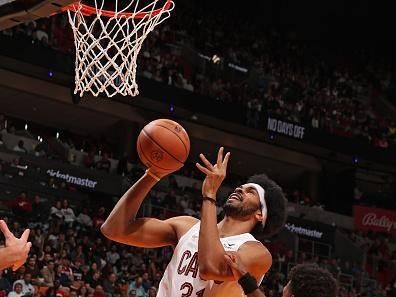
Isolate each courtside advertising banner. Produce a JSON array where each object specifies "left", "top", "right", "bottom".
[{"left": 353, "top": 205, "right": 396, "bottom": 235}]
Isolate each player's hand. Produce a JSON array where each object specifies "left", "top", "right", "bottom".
[
  {"left": 0, "top": 220, "right": 32, "bottom": 271},
  {"left": 195, "top": 147, "right": 230, "bottom": 199},
  {"left": 224, "top": 252, "right": 248, "bottom": 280}
]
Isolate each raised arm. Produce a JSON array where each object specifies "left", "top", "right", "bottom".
[
  {"left": 100, "top": 170, "right": 196, "bottom": 248},
  {"left": 0, "top": 220, "right": 32, "bottom": 271},
  {"left": 196, "top": 148, "right": 231, "bottom": 280}
]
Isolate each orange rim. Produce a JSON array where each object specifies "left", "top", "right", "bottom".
[{"left": 62, "top": 0, "right": 172, "bottom": 18}]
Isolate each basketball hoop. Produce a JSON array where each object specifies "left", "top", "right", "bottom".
[{"left": 63, "top": 0, "right": 175, "bottom": 97}]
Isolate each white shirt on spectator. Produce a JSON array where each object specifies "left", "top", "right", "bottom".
[
  {"left": 7, "top": 292, "right": 23, "bottom": 297},
  {"left": 47, "top": 234, "right": 59, "bottom": 249},
  {"left": 13, "top": 145, "right": 26, "bottom": 153},
  {"left": 61, "top": 208, "right": 76, "bottom": 223},
  {"left": 76, "top": 213, "right": 93, "bottom": 227},
  {"left": 50, "top": 207, "right": 63, "bottom": 219},
  {"left": 312, "top": 118, "right": 319, "bottom": 128},
  {"left": 12, "top": 280, "right": 34, "bottom": 296},
  {"left": 34, "top": 30, "right": 48, "bottom": 42},
  {"left": 184, "top": 82, "right": 194, "bottom": 92}
]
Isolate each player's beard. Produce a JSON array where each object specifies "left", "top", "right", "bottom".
[{"left": 223, "top": 200, "right": 260, "bottom": 219}]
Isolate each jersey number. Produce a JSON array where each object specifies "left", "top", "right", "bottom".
[{"left": 180, "top": 282, "right": 205, "bottom": 297}]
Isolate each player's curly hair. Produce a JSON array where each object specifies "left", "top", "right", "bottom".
[
  {"left": 288, "top": 264, "right": 338, "bottom": 297},
  {"left": 247, "top": 174, "right": 287, "bottom": 237}
]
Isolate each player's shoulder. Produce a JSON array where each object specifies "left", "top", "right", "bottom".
[
  {"left": 165, "top": 216, "right": 199, "bottom": 239},
  {"left": 239, "top": 241, "right": 272, "bottom": 272},
  {"left": 166, "top": 215, "right": 199, "bottom": 225},
  {"left": 240, "top": 240, "right": 271, "bottom": 257}
]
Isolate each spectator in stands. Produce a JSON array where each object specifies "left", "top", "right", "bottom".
[
  {"left": 92, "top": 207, "right": 106, "bottom": 229},
  {"left": 50, "top": 201, "right": 63, "bottom": 220},
  {"left": 44, "top": 280, "right": 64, "bottom": 297},
  {"left": 93, "top": 286, "right": 106, "bottom": 297},
  {"left": 147, "top": 287, "right": 156, "bottom": 297},
  {"left": 83, "top": 151, "right": 96, "bottom": 169},
  {"left": 95, "top": 153, "right": 111, "bottom": 173},
  {"left": 31, "top": 195, "right": 47, "bottom": 222},
  {"left": 33, "top": 143, "right": 46, "bottom": 158},
  {"left": 128, "top": 290, "right": 136, "bottom": 297},
  {"left": 13, "top": 141, "right": 27, "bottom": 154},
  {"left": 55, "top": 263, "right": 71, "bottom": 288},
  {"left": 77, "top": 285, "right": 88, "bottom": 297},
  {"left": 12, "top": 273, "right": 34, "bottom": 296},
  {"left": 40, "top": 261, "right": 55, "bottom": 287},
  {"left": 61, "top": 200, "right": 75, "bottom": 226},
  {"left": 106, "top": 246, "right": 120, "bottom": 266},
  {"left": 141, "top": 273, "right": 151, "bottom": 292},
  {"left": 0, "top": 270, "right": 11, "bottom": 296},
  {"left": 25, "top": 258, "right": 40, "bottom": 280},
  {"left": 76, "top": 208, "right": 93, "bottom": 228},
  {"left": 87, "top": 271, "right": 102, "bottom": 289},
  {"left": 71, "top": 259, "right": 83, "bottom": 281},
  {"left": 33, "top": 22, "right": 49, "bottom": 43},
  {"left": 102, "top": 273, "right": 121, "bottom": 297},
  {"left": 128, "top": 277, "right": 145, "bottom": 297},
  {"left": 13, "top": 192, "right": 32, "bottom": 219},
  {"left": 7, "top": 283, "right": 23, "bottom": 297}
]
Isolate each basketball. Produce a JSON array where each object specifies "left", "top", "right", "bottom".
[{"left": 137, "top": 119, "right": 190, "bottom": 173}]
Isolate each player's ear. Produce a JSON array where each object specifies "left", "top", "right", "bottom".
[{"left": 255, "top": 210, "right": 263, "bottom": 224}]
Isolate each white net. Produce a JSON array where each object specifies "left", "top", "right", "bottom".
[{"left": 67, "top": 0, "right": 174, "bottom": 97}]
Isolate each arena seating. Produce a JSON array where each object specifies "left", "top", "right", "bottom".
[{"left": 0, "top": 9, "right": 395, "bottom": 150}]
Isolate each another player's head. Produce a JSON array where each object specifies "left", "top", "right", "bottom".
[
  {"left": 283, "top": 264, "right": 337, "bottom": 297},
  {"left": 223, "top": 173, "right": 287, "bottom": 237}
]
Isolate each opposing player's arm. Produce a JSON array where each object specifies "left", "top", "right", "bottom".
[
  {"left": 199, "top": 241, "right": 272, "bottom": 282},
  {"left": 101, "top": 171, "right": 196, "bottom": 248}
]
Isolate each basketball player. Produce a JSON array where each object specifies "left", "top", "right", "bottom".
[
  {"left": 101, "top": 147, "right": 287, "bottom": 296},
  {"left": 225, "top": 256, "right": 337, "bottom": 297},
  {"left": 282, "top": 264, "right": 337, "bottom": 297}
]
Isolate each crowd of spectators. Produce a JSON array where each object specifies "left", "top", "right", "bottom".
[
  {"left": 0, "top": 123, "right": 395, "bottom": 297},
  {"left": 0, "top": 192, "right": 395, "bottom": 297},
  {"left": 1, "top": 9, "right": 396, "bottom": 149},
  {"left": 0, "top": 205, "right": 166, "bottom": 297},
  {"left": 348, "top": 231, "right": 396, "bottom": 287}
]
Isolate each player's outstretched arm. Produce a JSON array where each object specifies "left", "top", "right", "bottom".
[{"left": 101, "top": 170, "right": 195, "bottom": 248}]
